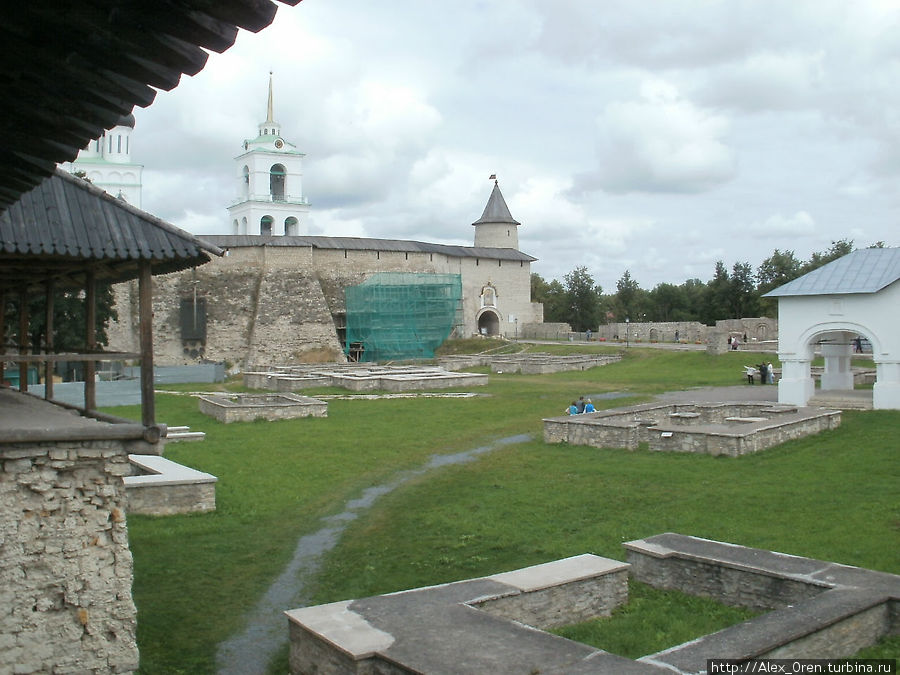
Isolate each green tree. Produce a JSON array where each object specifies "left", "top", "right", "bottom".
[
  {"left": 531, "top": 273, "right": 568, "bottom": 324},
  {"left": 703, "top": 261, "right": 731, "bottom": 324},
  {"left": 728, "top": 261, "right": 758, "bottom": 318},
  {"left": 757, "top": 249, "right": 802, "bottom": 315},
  {"left": 563, "top": 266, "right": 603, "bottom": 332},
  {"left": 803, "top": 239, "right": 853, "bottom": 274},
  {"left": 5, "top": 284, "right": 118, "bottom": 354},
  {"left": 613, "top": 270, "right": 640, "bottom": 321}
]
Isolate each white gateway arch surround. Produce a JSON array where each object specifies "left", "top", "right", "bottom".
[{"left": 764, "top": 248, "right": 900, "bottom": 410}]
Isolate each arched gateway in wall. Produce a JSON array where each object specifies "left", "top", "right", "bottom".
[
  {"left": 764, "top": 248, "right": 900, "bottom": 410},
  {"left": 477, "top": 309, "right": 501, "bottom": 336}
]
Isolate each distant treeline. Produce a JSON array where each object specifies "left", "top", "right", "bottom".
[{"left": 532, "top": 240, "right": 886, "bottom": 332}]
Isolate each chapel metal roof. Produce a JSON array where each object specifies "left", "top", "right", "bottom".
[
  {"left": 0, "top": 0, "right": 302, "bottom": 214},
  {"left": 0, "top": 169, "right": 223, "bottom": 291},
  {"left": 763, "top": 247, "right": 900, "bottom": 297},
  {"left": 202, "top": 235, "right": 537, "bottom": 262}
]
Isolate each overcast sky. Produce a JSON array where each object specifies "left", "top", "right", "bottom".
[{"left": 134, "top": 0, "right": 899, "bottom": 292}]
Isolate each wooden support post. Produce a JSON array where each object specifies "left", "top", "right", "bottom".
[
  {"left": 18, "top": 289, "right": 28, "bottom": 392},
  {"left": 138, "top": 260, "right": 155, "bottom": 427},
  {"left": 44, "top": 280, "right": 54, "bottom": 400},
  {"left": 0, "top": 290, "right": 6, "bottom": 384},
  {"left": 84, "top": 271, "right": 96, "bottom": 411}
]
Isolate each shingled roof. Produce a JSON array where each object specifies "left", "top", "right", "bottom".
[
  {"left": 0, "top": 0, "right": 302, "bottom": 214},
  {"left": 0, "top": 169, "right": 222, "bottom": 292}
]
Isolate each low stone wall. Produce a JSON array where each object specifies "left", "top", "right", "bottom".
[
  {"left": 625, "top": 533, "right": 900, "bottom": 672},
  {"left": 489, "top": 353, "right": 621, "bottom": 375},
  {"left": 198, "top": 393, "right": 328, "bottom": 423},
  {"left": 474, "top": 558, "right": 629, "bottom": 629},
  {"left": 285, "top": 534, "right": 899, "bottom": 673},
  {"left": 544, "top": 402, "right": 841, "bottom": 456},
  {"left": 244, "top": 364, "right": 488, "bottom": 393},
  {"left": 285, "top": 554, "right": 630, "bottom": 674},
  {"left": 520, "top": 322, "right": 571, "bottom": 340},
  {"left": 1, "top": 439, "right": 141, "bottom": 674},
  {"left": 124, "top": 455, "right": 217, "bottom": 515}
]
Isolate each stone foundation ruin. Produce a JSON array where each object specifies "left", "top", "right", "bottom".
[
  {"left": 439, "top": 351, "right": 621, "bottom": 374},
  {"left": 124, "top": 454, "right": 217, "bottom": 515},
  {"left": 544, "top": 401, "right": 841, "bottom": 457},
  {"left": 243, "top": 364, "right": 488, "bottom": 393},
  {"left": 198, "top": 392, "right": 328, "bottom": 423},
  {"left": 285, "top": 533, "right": 900, "bottom": 674}
]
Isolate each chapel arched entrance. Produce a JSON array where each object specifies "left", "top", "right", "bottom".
[{"left": 779, "top": 326, "right": 880, "bottom": 408}]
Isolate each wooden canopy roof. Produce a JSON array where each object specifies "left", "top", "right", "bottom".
[
  {"left": 0, "top": 0, "right": 302, "bottom": 214},
  {"left": 0, "top": 169, "right": 223, "bottom": 294}
]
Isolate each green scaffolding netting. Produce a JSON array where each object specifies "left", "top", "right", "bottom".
[{"left": 344, "top": 273, "right": 463, "bottom": 362}]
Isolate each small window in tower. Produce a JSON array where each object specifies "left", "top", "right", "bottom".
[
  {"left": 498, "top": 260, "right": 502, "bottom": 267},
  {"left": 108, "top": 135, "right": 113, "bottom": 153},
  {"left": 476, "top": 259, "right": 480, "bottom": 266},
  {"left": 117, "top": 135, "right": 122, "bottom": 153},
  {"left": 264, "top": 129, "right": 268, "bottom": 135},
  {"left": 507, "top": 229, "right": 510, "bottom": 236},
  {"left": 125, "top": 136, "right": 129, "bottom": 154},
  {"left": 260, "top": 215, "right": 273, "bottom": 236}
]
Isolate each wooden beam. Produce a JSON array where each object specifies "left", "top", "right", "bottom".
[
  {"left": 18, "top": 288, "right": 28, "bottom": 392},
  {"left": 0, "top": 291, "right": 6, "bottom": 384},
  {"left": 44, "top": 280, "right": 54, "bottom": 400},
  {"left": 138, "top": 260, "right": 155, "bottom": 427},
  {"left": 84, "top": 270, "right": 96, "bottom": 411}
]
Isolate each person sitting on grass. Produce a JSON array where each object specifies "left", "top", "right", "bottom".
[
  {"left": 568, "top": 401, "right": 579, "bottom": 415},
  {"left": 575, "top": 396, "right": 586, "bottom": 413},
  {"left": 583, "top": 399, "right": 596, "bottom": 413}
]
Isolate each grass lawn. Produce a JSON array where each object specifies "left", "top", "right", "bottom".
[{"left": 112, "top": 345, "right": 899, "bottom": 672}]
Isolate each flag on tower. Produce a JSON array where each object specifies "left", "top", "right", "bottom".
[{"left": 489, "top": 174, "right": 496, "bottom": 180}]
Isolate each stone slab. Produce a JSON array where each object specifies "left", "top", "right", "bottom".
[
  {"left": 487, "top": 553, "right": 628, "bottom": 593},
  {"left": 285, "top": 601, "right": 395, "bottom": 658},
  {"left": 125, "top": 454, "right": 217, "bottom": 487}
]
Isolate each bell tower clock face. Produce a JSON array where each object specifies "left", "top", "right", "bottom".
[{"left": 274, "top": 139, "right": 284, "bottom": 149}]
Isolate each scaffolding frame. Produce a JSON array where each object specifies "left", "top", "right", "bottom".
[{"left": 344, "top": 273, "right": 463, "bottom": 362}]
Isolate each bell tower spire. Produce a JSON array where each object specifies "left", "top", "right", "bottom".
[
  {"left": 229, "top": 73, "right": 309, "bottom": 236},
  {"left": 258, "top": 71, "right": 280, "bottom": 137},
  {"left": 266, "top": 71, "right": 274, "bottom": 123}
]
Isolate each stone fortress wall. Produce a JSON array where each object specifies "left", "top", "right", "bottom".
[{"left": 106, "top": 240, "right": 540, "bottom": 368}]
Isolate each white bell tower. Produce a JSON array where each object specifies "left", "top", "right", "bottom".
[{"left": 227, "top": 73, "right": 309, "bottom": 236}]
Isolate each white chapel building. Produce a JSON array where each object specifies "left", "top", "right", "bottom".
[
  {"left": 60, "top": 113, "right": 143, "bottom": 208},
  {"left": 764, "top": 247, "right": 900, "bottom": 410}
]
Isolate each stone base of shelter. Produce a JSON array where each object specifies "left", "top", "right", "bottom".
[{"left": 286, "top": 534, "right": 899, "bottom": 674}]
